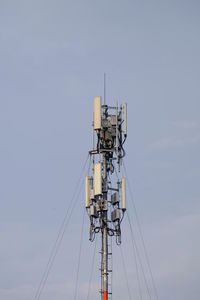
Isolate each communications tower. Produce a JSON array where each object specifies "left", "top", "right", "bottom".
[{"left": 85, "top": 96, "right": 127, "bottom": 300}]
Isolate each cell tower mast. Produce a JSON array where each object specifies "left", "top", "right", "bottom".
[{"left": 85, "top": 95, "right": 127, "bottom": 300}]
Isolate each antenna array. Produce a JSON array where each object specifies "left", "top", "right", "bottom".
[{"left": 85, "top": 96, "right": 127, "bottom": 300}]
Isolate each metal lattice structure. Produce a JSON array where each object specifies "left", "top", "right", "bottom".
[{"left": 85, "top": 96, "right": 127, "bottom": 300}]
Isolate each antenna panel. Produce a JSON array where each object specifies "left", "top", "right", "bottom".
[
  {"left": 85, "top": 176, "right": 93, "bottom": 208},
  {"left": 122, "top": 177, "right": 126, "bottom": 211},
  {"left": 94, "top": 162, "right": 102, "bottom": 195},
  {"left": 94, "top": 96, "right": 102, "bottom": 130},
  {"left": 123, "top": 103, "right": 127, "bottom": 136}
]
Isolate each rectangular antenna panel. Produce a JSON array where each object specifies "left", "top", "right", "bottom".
[
  {"left": 122, "top": 177, "right": 126, "bottom": 210},
  {"left": 94, "top": 96, "right": 102, "bottom": 130},
  {"left": 85, "top": 176, "right": 93, "bottom": 208},
  {"left": 123, "top": 103, "right": 127, "bottom": 136},
  {"left": 94, "top": 162, "right": 102, "bottom": 195}
]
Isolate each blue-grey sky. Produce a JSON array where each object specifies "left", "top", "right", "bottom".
[{"left": 0, "top": 0, "right": 200, "bottom": 299}]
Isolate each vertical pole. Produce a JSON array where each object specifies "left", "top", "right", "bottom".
[
  {"left": 103, "top": 223, "right": 108, "bottom": 300},
  {"left": 102, "top": 154, "right": 108, "bottom": 300},
  {"left": 101, "top": 105, "right": 108, "bottom": 300}
]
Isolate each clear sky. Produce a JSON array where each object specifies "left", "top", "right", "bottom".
[{"left": 0, "top": 0, "right": 200, "bottom": 299}]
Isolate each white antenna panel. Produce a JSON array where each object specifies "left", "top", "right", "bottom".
[
  {"left": 94, "top": 96, "right": 102, "bottom": 130},
  {"left": 94, "top": 162, "right": 102, "bottom": 195},
  {"left": 85, "top": 176, "right": 93, "bottom": 208},
  {"left": 123, "top": 103, "right": 127, "bottom": 137},
  {"left": 122, "top": 177, "right": 126, "bottom": 211}
]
